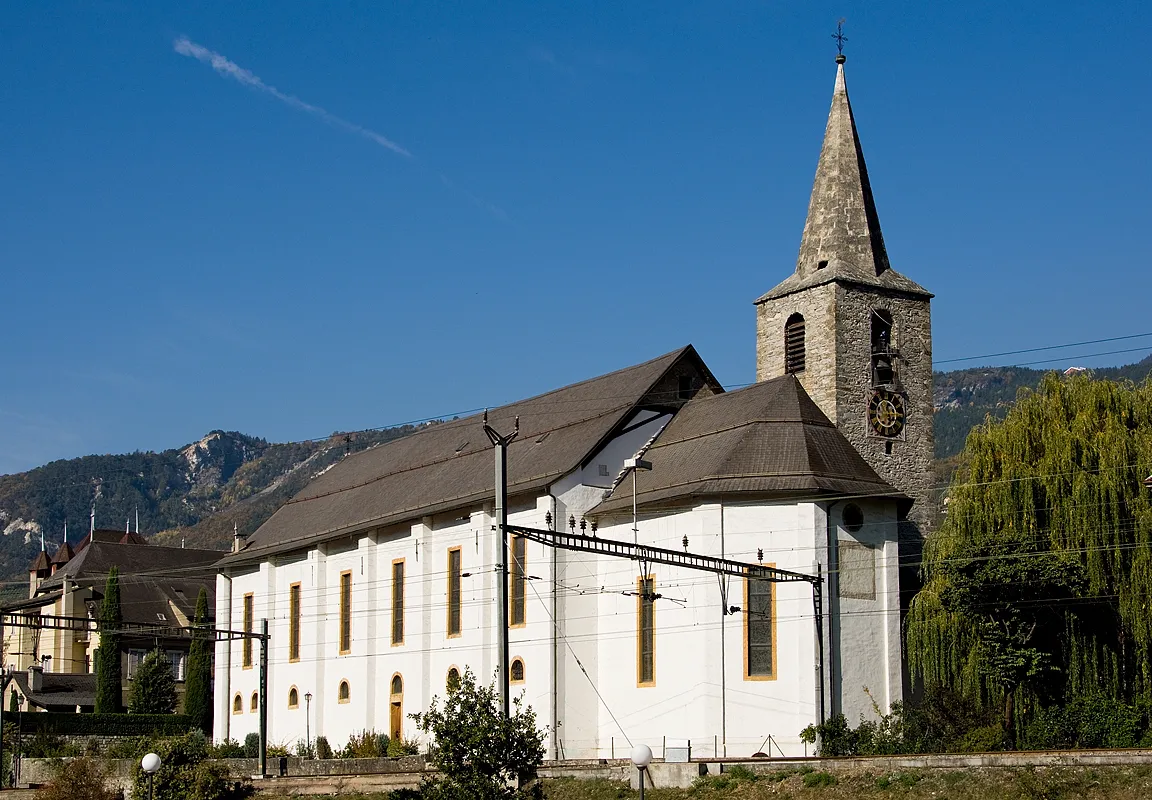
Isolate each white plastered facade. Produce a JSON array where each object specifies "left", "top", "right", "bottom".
[{"left": 215, "top": 410, "right": 902, "bottom": 758}]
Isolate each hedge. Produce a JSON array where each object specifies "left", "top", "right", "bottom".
[{"left": 18, "top": 712, "right": 194, "bottom": 737}]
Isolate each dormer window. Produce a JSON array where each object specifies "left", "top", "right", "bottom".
[
  {"left": 677, "top": 376, "right": 693, "bottom": 400},
  {"left": 784, "top": 314, "right": 806, "bottom": 374}
]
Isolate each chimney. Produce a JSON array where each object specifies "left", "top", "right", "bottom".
[
  {"left": 232, "top": 523, "right": 245, "bottom": 553},
  {"left": 29, "top": 665, "right": 43, "bottom": 693}
]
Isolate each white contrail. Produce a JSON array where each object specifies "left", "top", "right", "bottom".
[{"left": 174, "top": 37, "right": 411, "bottom": 158}]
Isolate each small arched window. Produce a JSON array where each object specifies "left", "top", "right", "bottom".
[
  {"left": 250, "top": 692, "right": 258, "bottom": 712},
  {"left": 510, "top": 658, "right": 525, "bottom": 683},
  {"left": 288, "top": 687, "right": 299, "bottom": 709},
  {"left": 391, "top": 675, "right": 403, "bottom": 696},
  {"left": 447, "top": 667, "right": 461, "bottom": 691},
  {"left": 233, "top": 693, "right": 243, "bottom": 714},
  {"left": 338, "top": 680, "right": 351, "bottom": 703},
  {"left": 784, "top": 314, "right": 805, "bottom": 374}
]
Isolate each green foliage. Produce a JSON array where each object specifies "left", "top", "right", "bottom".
[
  {"left": 18, "top": 712, "right": 193, "bottom": 738},
  {"left": 130, "top": 648, "right": 178, "bottom": 714},
  {"left": 315, "top": 735, "right": 333, "bottom": 760},
  {"left": 909, "top": 373, "right": 1152, "bottom": 741},
  {"left": 33, "top": 757, "right": 120, "bottom": 800},
  {"left": 798, "top": 688, "right": 1002, "bottom": 756},
  {"left": 131, "top": 730, "right": 253, "bottom": 800},
  {"left": 410, "top": 667, "right": 545, "bottom": 800},
  {"left": 801, "top": 771, "right": 836, "bottom": 788},
  {"left": 1023, "top": 694, "right": 1152, "bottom": 749},
  {"left": 243, "top": 733, "right": 260, "bottom": 759},
  {"left": 341, "top": 729, "right": 387, "bottom": 759},
  {"left": 105, "top": 736, "right": 152, "bottom": 759},
  {"left": 95, "top": 566, "right": 123, "bottom": 714},
  {"left": 209, "top": 739, "right": 246, "bottom": 759},
  {"left": 20, "top": 730, "right": 80, "bottom": 758},
  {"left": 184, "top": 587, "right": 213, "bottom": 733}
]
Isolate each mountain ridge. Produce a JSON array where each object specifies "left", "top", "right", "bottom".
[{"left": 3, "top": 354, "right": 1150, "bottom": 586}]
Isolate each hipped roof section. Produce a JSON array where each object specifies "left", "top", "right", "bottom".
[
  {"left": 592, "top": 375, "right": 904, "bottom": 516},
  {"left": 221, "top": 346, "right": 721, "bottom": 566}
]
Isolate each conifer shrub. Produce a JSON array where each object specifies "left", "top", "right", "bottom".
[
  {"left": 129, "top": 649, "right": 178, "bottom": 714},
  {"left": 94, "top": 567, "right": 123, "bottom": 714},
  {"left": 314, "top": 736, "right": 333, "bottom": 760},
  {"left": 183, "top": 587, "right": 214, "bottom": 734}
]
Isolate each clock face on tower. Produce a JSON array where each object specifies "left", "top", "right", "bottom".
[{"left": 868, "top": 389, "right": 906, "bottom": 438}]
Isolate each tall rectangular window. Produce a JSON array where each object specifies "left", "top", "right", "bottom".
[
  {"left": 289, "top": 583, "right": 301, "bottom": 661},
  {"left": 392, "top": 559, "right": 405, "bottom": 645},
  {"left": 339, "top": 571, "right": 352, "bottom": 654},
  {"left": 242, "top": 593, "right": 254, "bottom": 668},
  {"left": 745, "top": 574, "right": 776, "bottom": 680},
  {"left": 510, "top": 535, "right": 526, "bottom": 627},
  {"left": 447, "top": 547, "right": 462, "bottom": 638},
  {"left": 637, "top": 576, "right": 655, "bottom": 686}
]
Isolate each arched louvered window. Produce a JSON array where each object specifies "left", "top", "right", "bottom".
[{"left": 784, "top": 314, "right": 806, "bottom": 374}]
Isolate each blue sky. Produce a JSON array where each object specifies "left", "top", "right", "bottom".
[{"left": 2, "top": 1, "right": 1150, "bottom": 474}]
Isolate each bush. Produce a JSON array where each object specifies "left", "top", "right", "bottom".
[
  {"left": 341, "top": 729, "right": 385, "bottom": 758},
  {"left": 105, "top": 736, "right": 152, "bottom": 759},
  {"left": 388, "top": 736, "right": 420, "bottom": 757},
  {"left": 19, "top": 713, "right": 193, "bottom": 738},
  {"left": 131, "top": 731, "right": 254, "bottom": 800},
  {"left": 315, "top": 736, "right": 333, "bottom": 760},
  {"left": 242, "top": 733, "right": 260, "bottom": 759},
  {"left": 294, "top": 739, "right": 315, "bottom": 759},
  {"left": 208, "top": 739, "right": 246, "bottom": 759},
  {"left": 34, "top": 757, "right": 120, "bottom": 800},
  {"left": 802, "top": 771, "right": 836, "bottom": 788},
  {"left": 21, "top": 730, "right": 81, "bottom": 758},
  {"left": 1023, "top": 694, "right": 1150, "bottom": 750}
]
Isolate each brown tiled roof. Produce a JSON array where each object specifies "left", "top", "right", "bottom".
[
  {"left": 50, "top": 542, "right": 74, "bottom": 565},
  {"left": 592, "top": 374, "right": 903, "bottom": 516},
  {"left": 222, "top": 346, "right": 721, "bottom": 565},
  {"left": 28, "top": 551, "right": 50, "bottom": 573}
]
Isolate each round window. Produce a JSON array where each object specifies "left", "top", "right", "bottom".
[{"left": 842, "top": 504, "right": 864, "bottom": 533}]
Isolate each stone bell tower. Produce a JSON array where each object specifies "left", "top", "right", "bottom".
[{"left": 754, "top": 54, "right": 935, "bottom": 539}]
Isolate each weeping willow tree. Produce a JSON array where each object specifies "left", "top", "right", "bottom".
[{"left": 908, "top": 373, "right": 1152, "bottom": 737}]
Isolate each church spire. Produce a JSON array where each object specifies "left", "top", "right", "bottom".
[{"left": 795, "top": 55, "right": 890, "bottom": 279}]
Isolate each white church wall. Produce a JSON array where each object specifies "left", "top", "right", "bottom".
[
  {"left": 587, "top": 501, "right": 822, "bottom": 758},
  {"left": 829, "top": 498, "right": 901, "bottom": 724}
]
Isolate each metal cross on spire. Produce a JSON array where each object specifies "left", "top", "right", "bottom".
[{"left": 832, "top": 18, "right": 848, "bottom": 56}]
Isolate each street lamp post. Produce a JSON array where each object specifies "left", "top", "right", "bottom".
[
  {"left": 631, "top": 744, "right": 653, "bottom": 800},
  {"left": 141, "top": 752, "right": 162, "bottom": 800},
  {"left": 304, "top": 692, "right": 312, "bottom": 756}
]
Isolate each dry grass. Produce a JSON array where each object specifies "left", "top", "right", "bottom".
[{"left": 264, "top": 766, "right": 1152, "bottom": 800}]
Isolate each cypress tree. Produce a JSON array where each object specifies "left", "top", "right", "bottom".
[
  {"left": 183, "top": 586, "right": 213, "bottom": 733},
  {"left": 94, "top": 566, "right": 123, "bottom": 713},
  {"left": 908, "top": 374, "right": 1152, "bottom": 729},
  {"left": 129, "top": 648, "right": 177, "bottom": 714}
]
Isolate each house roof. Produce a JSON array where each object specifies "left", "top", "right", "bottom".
[
  {"left": 13, "top": 671, "right": 97, "bottom": 710},
  {"left": 756, "top": 58, "right": 931, "bottom": 304},
  {"left": 28, "top": 551, "right": 50, "bottom": 573},
  {"left": 221, "top": 346, "right": 721, "bottom": 566},
  {"left": 38, "top": 541, "right": 221, "bottom": 591},
  {"left": 50, "top": 542, "right": 74, "bottom": 565},
  {"left": 592, "top": 374, "right": 905, "bottom": 516}
]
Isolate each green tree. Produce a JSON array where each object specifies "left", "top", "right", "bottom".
[
  {"left": 411, "top": 667, "right": 545, "bottom": 800},
  {"left": 908, "top": 374, "right": 1152, "bottom": 740},
  {"left": 94, "top": 566, "right": 123, "bottom": 714},
  {"left": 129, "top": 649, "right": 178, "bottom": 714},
  {"left": 183, "top": 587, "right": 213, "bottom": 733},
  {"left": 131, "top": 730, "right": 252, "bottom": 800}
]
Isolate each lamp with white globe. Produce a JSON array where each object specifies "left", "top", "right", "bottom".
[
  {"left": 141, "top": 752, "right": 162, "bottom": 800},
  {"left": 631, "top": 743, "right": 653, "bottom": 800}
]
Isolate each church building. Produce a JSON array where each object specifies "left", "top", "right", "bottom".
[{"left": 214, "top": 54, "right": 933, "bottom": 759}]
